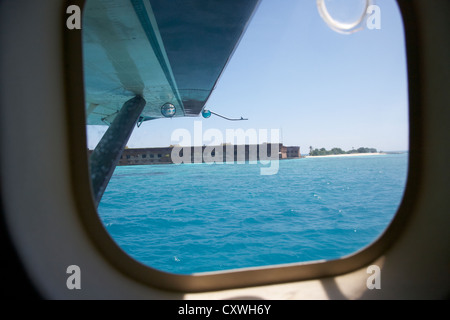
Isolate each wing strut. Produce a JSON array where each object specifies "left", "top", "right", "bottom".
[{"left": 89, "top": 95, "right": 146, "bottom": 207}]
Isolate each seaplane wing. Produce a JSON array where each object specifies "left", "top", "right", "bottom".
[{"left": 82, "top": 0, "right": 261, "bottom": 125}]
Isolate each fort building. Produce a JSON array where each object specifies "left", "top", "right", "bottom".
[{"left": 89, "top": 143, "right": 301, "bottom": 166}]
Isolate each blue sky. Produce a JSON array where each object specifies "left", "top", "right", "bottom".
[{"left": 87, "top": 0, "right": 408, "bottom": 153}]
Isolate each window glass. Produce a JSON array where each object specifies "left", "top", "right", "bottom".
[{"left": 84, "top": 0, "right": 408, "bottom": 274}]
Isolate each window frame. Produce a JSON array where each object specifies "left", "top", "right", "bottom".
[{"left": 64, "top": 0, "right": 421, "bottom": 292}]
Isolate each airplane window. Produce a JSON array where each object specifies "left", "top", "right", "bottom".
[{"left": 84, "top": 0, "right": 408, "bottom": 274}]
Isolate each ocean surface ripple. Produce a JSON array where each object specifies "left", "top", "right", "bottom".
[{"left": 98, "top": 153, "right": 408, "bottom": 274}]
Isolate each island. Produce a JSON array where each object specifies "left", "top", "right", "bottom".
[{"left": 307, "top": 147, "right": 384, "bottom": 157}]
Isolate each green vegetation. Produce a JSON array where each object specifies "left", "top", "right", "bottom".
[{"left": 308, "top": 146, "right": 378, "bottom": 156}]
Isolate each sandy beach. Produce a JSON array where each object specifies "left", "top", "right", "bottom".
[{"left": 304, "top": 152, "right": 387, "bottom": 158}]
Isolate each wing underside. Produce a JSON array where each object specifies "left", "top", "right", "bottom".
[{"left": 83, "top": 0, "right": 260, "bottom": 125}]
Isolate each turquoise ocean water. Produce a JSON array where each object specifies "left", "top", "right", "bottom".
[{"left": 98, "top": 153, "right": 408, "bottom": 274}]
